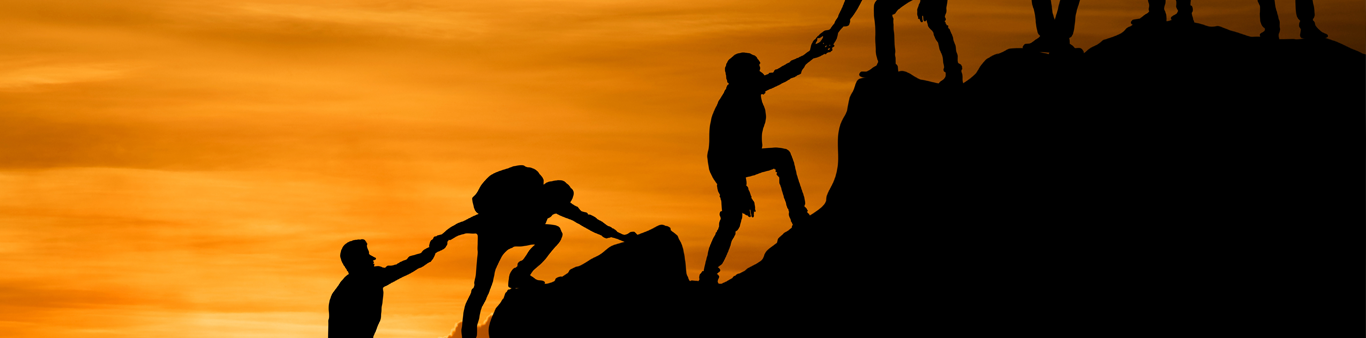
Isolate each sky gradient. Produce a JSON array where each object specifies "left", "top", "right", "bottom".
[{"left": 1, "top": 1, "right": 1361, "bottom": 337}]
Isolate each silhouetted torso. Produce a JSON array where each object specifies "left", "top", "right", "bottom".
[
  {"left": 708, "top": 83, "right": 767, "bottom": 159},
  {"left": 707, "top": 65, "right": 803, "bottom": 160},
  {"left": 328, "top": 252, "right": 434, "bottom": 338}
]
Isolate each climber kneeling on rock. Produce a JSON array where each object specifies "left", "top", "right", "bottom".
[{"left": 436, "top": 165, "right": 635, "bottom": 338}]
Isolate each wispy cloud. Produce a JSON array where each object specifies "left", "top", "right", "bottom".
[
  {"left": 204, "top": 2, "right": 492, "bottom": 40},
  {"left": 443, "top": 315, "right": 492, "bottom": 338},
  {"left": 0, "top": 62, "right": 134, "bottom": 90}
]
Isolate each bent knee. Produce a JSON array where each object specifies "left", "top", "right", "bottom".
[{"left": 540, "top": 224, "right": 563, "bottom": 240}]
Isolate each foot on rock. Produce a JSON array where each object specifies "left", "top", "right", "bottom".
[
  {"left": 509, "top": 273, "right": 546, "bottom": 289},
  {"left": 941, "top": 65, "right": 963, "bottom": 86},
  {"left": 859, "top": 64, "right": 899, "bottom": 78},
  {"left": 699, "top": 269, "right": 720, "bottom": 285},
  {"left": 1170, "top": 12, "right": 1194, "bottom": 24},
  {"left": 1131, "top": 12, "right": 1166, "bottom": 25},
  {"left": 1300, "top": 22, "right": 1328, "bottom": 39}
]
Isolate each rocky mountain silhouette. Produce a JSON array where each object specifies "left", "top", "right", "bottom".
[{"left": 487, "top": 22, "right": 1362, "bottom": 337}]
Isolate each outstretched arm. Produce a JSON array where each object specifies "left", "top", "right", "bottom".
[
  {"left": 758, "top": 36, "right": 834, "bottom": 92},
  {"left": 375, "top": 236, "right": 447, "bottom": 286},
  {"left": 557, "top": 203, "right": 635, "bottom": 240},
  {"left": 438, "top": 214, "right": 485, "bottom": 241}
]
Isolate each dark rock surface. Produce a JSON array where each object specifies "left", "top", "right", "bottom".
[{"left": 489, "top": 22, "right": 1362, "bottom": 337}]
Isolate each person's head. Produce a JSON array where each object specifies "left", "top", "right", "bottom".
[
  {"left": 725, "top": 53, "right": 762, "bottom": 84},
  {"left": 532, "top": 180, "right": 574, "bottom": 220},
  {"left": 340, "top": 239, "right": 376, "bottom": 273},
  {"left": 543, "top": 180, "right": 574, "bottom": 205}
]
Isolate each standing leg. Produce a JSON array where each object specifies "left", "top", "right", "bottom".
[
  {"left": 922, "top": 0, "right": 961, "bottom": 84},
  {"left": 1259, "top": 0, "right": 1280, "bottom": 38},
  {"left": 1056, "top": 0, "right": 1079, "bottom": 39},
  {"left": 863, "top": 0, "right": 913, "bottom": 76},
  {"left": 1297, "top": 0, "right": 1327, "bottom": 39},
  {"left": 508, "top": 224, "right": 562, "bottom": 288},
  {"left": 1032, "top": 0, "right": 1055, "bottom": 39},
  {"left": 701, "top": 168, "right": 751, "bottom": 284},
  {"left": 1171, "top": 0, "right": 1194, "bottom": 23},
  {"left": 701, "top": 211, "right": 742, "bottom": 284},
  {"left": 463, "top": 243, "right": 507, "bottom": 338},
  {"left": 1055, "top": 0, "right": 1080, "bottom": 48},
  {"left": 1025, "top": 0, "right": 1051, "bottom": 50}
]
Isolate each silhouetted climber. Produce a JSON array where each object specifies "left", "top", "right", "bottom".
[
  {"left": 1132, "top": 0, "right": 1194, "bottom": 25},
  {"left": 1259, "top": 0, "right": 1327, "bottom": 39},
  {"left": 436, "top": 165, "right": 635, "bottom": 338},
  {"left": 329, "top": 237, "right": 447, "bottom": 338},
  {"left": 819, "top": 0, "right": 962, "bottom": 83},
  {"left": 701, "top": 38, "right": 830, "bottom": 285},
  {"left": 1025, "top": 0, "right": 1082, "bottom": 53}
]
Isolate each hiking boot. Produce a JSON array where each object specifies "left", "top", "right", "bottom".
[
  {"left": 1131, "top": 12, "right": 1166, "bottom": 25},
  {"left": 859, "top": 64, "right": 899, "bottom": 78},
  {"left": 941, "top": 64, "right": 963, "bottom": 86},
  {"left": 1300, "top": 21, "right": 1328, "bottom": 39},
  {"left": 1170, "top": 12, "right": 1194, "bottom": 24}
]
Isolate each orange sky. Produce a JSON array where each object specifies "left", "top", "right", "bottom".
[{"left": 1, "top": 1, "right": 1361, "bottom": 337}]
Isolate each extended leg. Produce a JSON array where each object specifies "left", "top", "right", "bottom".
[
  {"left": 756, "top": 148, "right": 808, "bottom": 226},
  {"left": 1032, "top": 0, "right": 1055, "bottom": 38},
  {"left": 701, "top": 211, "right": 742, "bottom": 284},
  {"left": 1056, "top": 0, "right": 1079, "bottom": 40},
  {"left": 508, "top": 224, "right": 563, "bottom": 288},
  {"left": 1297, "top": 0, "right": 1326, "bottom": 39},
  {"left": 1259, "top": 0, "right": 1280, "bottom": 38},
  {"left": 865, "top": 0, "right": 913, "bottom": 76},
  {"left": 921, "top": 0, "right": 961, "bottom": 84},
  {"left": 463, "top": 244, "right": 507, "bottom": 338}
]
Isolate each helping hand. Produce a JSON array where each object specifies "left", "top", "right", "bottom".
[{"left": 816, "top": 29, "right": 841, "bottom": 49}]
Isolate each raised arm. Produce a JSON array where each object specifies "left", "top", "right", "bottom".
[
  {"left": 832, "top": 0, "right": 862, "bottom": 29},
  {"left": 757, "top": 36, "right": 834, "bottom": 93},
  {"left": 817, "top": 0, "right": 863, "bottom": 47},
  {"left": 557, "top": 203, "right": 633, "bottom": 240},
  {"left": 438, "top": 214, "right": 486, "bottom": 241}
]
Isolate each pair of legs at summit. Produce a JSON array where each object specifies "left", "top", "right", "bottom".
[
  {"left": 819, "top": 0, "right": 962, "bottom": 84},
  {"left": 1132, "top": 0, "right": 1327, "bottom": 39}
]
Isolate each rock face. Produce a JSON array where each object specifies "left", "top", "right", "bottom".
[
  {"left": 490, "top": 22, "right": 1362, "bottom": 337},
  {"left": 490, "top": 225, "right": 698, "bottom": 338}
]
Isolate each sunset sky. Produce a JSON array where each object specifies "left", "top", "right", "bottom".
[{"left": 1, "top": 1, "right": 1361, "bottom": 337}]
